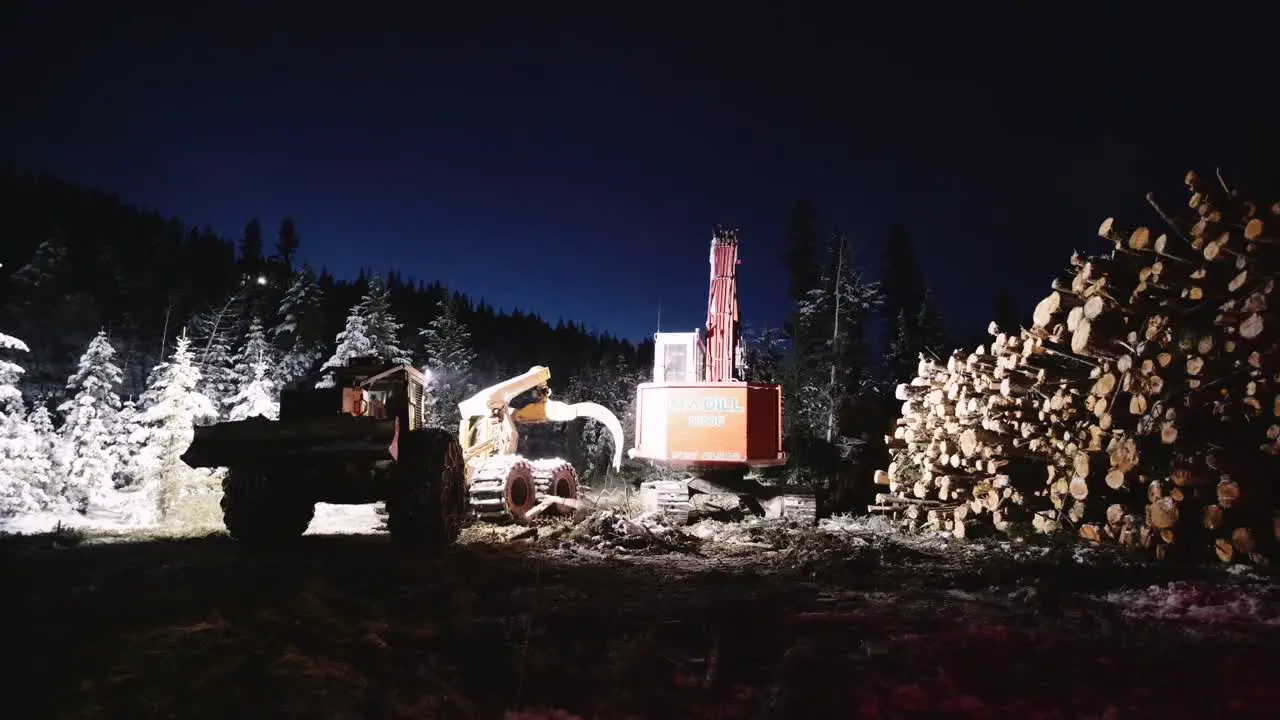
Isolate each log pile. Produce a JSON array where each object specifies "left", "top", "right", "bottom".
[{"left": 874, "top": 170, "right": 1280, "bottom": 564}]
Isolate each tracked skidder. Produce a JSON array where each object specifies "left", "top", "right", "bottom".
[
  {"left": 629, "top": 227, "right": 818, "bottom": 524},
  {"left": 181, "top": 358, "right": 625, "bottom": 546},
  {"left": 455, "top": 364, "right": 624, "bottom": 521}
]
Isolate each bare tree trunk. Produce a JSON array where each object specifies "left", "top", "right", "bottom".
[
  {"left": 826, "top": 234, "right": 844, "bottom": 444},
  {"left": 199, "top": 293, "right": 242, "bottom": 371},
  {"left": 159, "top": 294, "right": 177, "bottom": 365}
]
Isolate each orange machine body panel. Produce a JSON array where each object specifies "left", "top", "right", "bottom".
[{"left": 632, "top": 381, "right": 786, "bottom": 470}]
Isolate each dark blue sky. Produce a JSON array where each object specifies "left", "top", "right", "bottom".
[{"left": 2, "top": 2, "right": 1273, "bottom": 343}]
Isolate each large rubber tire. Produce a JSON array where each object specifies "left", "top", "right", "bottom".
[
  {"left": 221, "top": 469, "right": 315, "bottom": 542},
  {"left": 386, "top": 427, "right": 467, "bottom": 548}
]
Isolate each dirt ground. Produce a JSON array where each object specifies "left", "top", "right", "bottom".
[{"left": 5, "top": 512, "right": 1280, "bottom": 720}]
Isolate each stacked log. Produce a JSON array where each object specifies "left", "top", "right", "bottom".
[{"left": 874, "top": 170, "right": 1280, "bottom": 564}]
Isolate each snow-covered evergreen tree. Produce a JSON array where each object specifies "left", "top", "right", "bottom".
[
  {"left": 26, "top": 404, "right": 68, "bottom": 505},
  {"left": 227, "top": 357, "right": 279, "bottom": 420},
  {"left": 112, "top": 399, "right": 143, "bottom": 487},
  {"left": 0, "top": 330, "right": 53, "bottom": 516},
  {"left": 57, "top": 331, "right": 126, "bottom": 512},
  {"left": 133, "top": 333, "right": 217, "bottom": 520},
  {"left": 104, "top": 314, "right": 154, "bottom": 399},
  {"left": 0, "top": 332, "right": 26, "bottom": 415},
  {"left": 315, "top": 275, "right": 410, "bottom": 387},
  {"left": 360, "top": 274, "right": 411, "bottom": 365},
  {"left": 271, "top": 265, "right": 325, "bottom": 386},
  {"left": 0, "top": 417, "right": 53, "bottom": 516},
  {"left": 316, "top": 311, "right": 376, "bottom": 388},
  {"left": 418, "top": 297, "right": 478, "bottom": 426},
  {"left": 233, "top": 317, "right": 274, "bottom": 375},
  {"left": 227, "top": 317, "right": 279, "bottom": 420},
  {"left": 226, "top": 316, "right": 273, "bottom": 402},
  {"left": 277, "top": 335, "right": 322, "bottom": 388},
  {"left": 189, "top": 297, "right": 243, "bottom": 415},
  {"left": 793, "top": 231, "right": 883, "bottom": 455}
]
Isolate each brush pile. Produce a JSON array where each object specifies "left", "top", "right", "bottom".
[{"left": 876, "top": 170, "right": 1280, "bottom": 564}]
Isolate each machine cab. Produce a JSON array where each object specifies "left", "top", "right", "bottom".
[{"left": 652, "top": 331, "right": 705, "bottom": 384}]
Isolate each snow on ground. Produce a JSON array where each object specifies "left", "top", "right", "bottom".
[
  {"left": 1097, "top": 580, "right": 1280, "bottom": 626},
  {"left": 0, "top": 487, "right": 158, "bottom": 536},
  {"left": 305, "top": 502, "right": 383, "bottom": 535},
  {"left": 0, "top": 497, "right": 383, "bottom": 537},
  {"left": 0, "top": 510, "right": 103, "bottom": 535}
]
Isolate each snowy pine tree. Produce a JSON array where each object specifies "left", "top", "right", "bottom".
[
  {"left": 0, "top": 332, "right": 26, "bottom": 415},
  {"left": 134, "top": 333, "right": 217, "bottom": 520},
  {"left": 0, "top": 414, "right": 53, "bottom": 516},
  {"left": 25, "top": 404, "right": 68, "bottom": 509},
  {"left": 112, "top": 399, "right": 143, "bottom": 487},
  {"left": 226, "top": 317, "right": 277, "bottom": 415},
  {"left": 316, "top": 311, "right": 376, "bottom": 388},
  {"left": 228, "top": 317, "right": 279, "bottom": 420},
  {"left": 227, "top": 357, "right": 279, "bottom": 421},
  {"left": 796, "top": 232, "right": 883, "bottom": 438},
  {"left": 271, "top": 265, "right": 325, "bottom": 386},
  {"left": 57, "top": 331, "right": 126, "bottom": 512},
  {"left": 418, "top": 297, "right": 477, "bottom": 426},
  {"left": 189, "top": 296, "right": 243, "bottom": 415},
  {"left": 233, "top": 317, "right": 274, "bottom": 376},
  {"left": 360, "top": 274, "right": 411, "bottom": 365},
  {"left": 0, "top": 330, "right": 53, "bottom": 516},
  {"left": 315, "top": 275, "right": 410, "bottom": 387}
]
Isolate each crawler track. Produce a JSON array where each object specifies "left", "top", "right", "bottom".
[
  {"left": 530, "top": 458, "right": 579, "bottom": 498},
  {"left": 640, "top": 479, "right": 819, "bottom": 525},
  {"left": 770, "top": 490, "right": 818, "bottom": 524},
  {"left": 467, "top": 455, "right": 536, "bottom": 521}
]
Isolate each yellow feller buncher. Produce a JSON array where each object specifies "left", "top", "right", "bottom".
[{"left": 180, "top": 357, "right": 624, "bottom": 547}]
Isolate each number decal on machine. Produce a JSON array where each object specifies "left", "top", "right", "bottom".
[{"left": 687, "top": 414, "right": 727, "bottom": 428}]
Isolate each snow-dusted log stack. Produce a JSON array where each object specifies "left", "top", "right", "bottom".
[{"left": 875, "top": 170, "right": 1280, "bottom": 564}]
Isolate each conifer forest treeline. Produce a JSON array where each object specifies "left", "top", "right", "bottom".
[{"left": 0, "top": 169, "right": 958, "bottom": 519}]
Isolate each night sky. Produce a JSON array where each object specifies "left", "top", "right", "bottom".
[{"left": 2, "top": 2, "right": 1273, "bottom": 344}]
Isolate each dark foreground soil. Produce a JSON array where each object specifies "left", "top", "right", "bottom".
[{"left": 5, "top": 524, "right": 1280, "bottom": 720}]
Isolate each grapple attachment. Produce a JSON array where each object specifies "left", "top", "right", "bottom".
[{"left": 542, "top": 400, "right": 625, "bottom": 471}]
